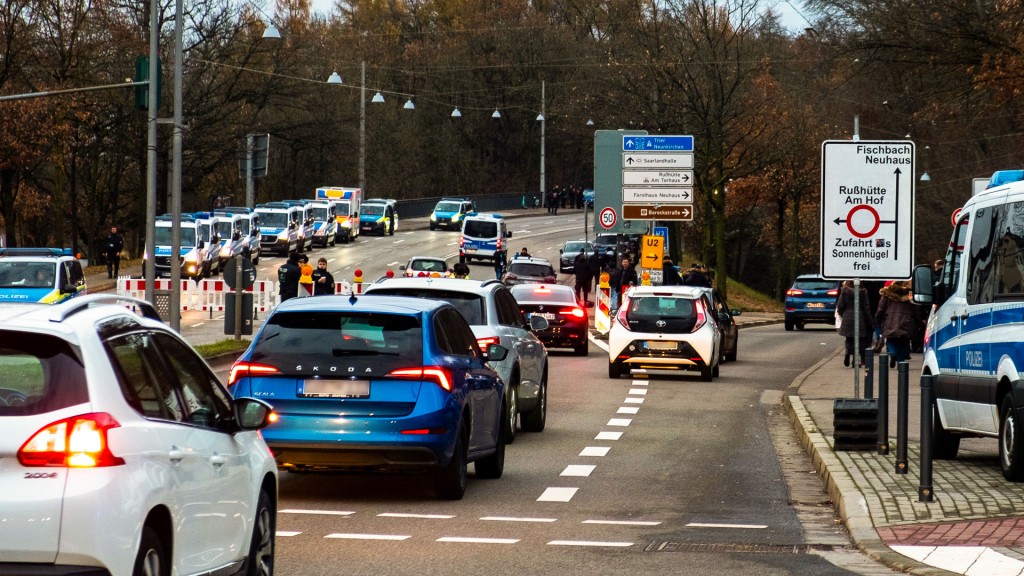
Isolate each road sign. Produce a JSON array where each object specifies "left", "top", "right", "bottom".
[
  {"left": 623, "top": 187, "right": 692, "bottom": 203},
  {"left": 623, "top": 153, "right": 694, "bottom": 169},
  {"left": 623, "top": 135, "right": 694, "bottom": 152},
  {"left": 820, "top": 140, "right": 915, "bottom": 280},
  {"left": 653, "top": 226, "right": 669, "bottom": 253},
  {"left": 223, "top": 256, "right": 256, "bottom": 290},
  {"left": 599, "top": 207, "right": 617, "bottom": 229},
  {"left": 951, "top": 207, "right": 962, "bottom": 227},
  {"left": 594, "top": 130, "right": 647, "bottom": 236},
  {"left": 622, "top": 169, "right": 692, "bottom": 186},
  {"left": 641, "top": 235, "right": 663, "bottom": 269},
  {"left": 623, "top": 205, "right": 693, "bottom": 221}
]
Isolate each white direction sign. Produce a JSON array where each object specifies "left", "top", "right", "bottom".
[
  {"left": 622, "top": 170, "right": 692, "bottom": 186},
  {"left": 623, "top": 187, "right": 693, "bottom": 203},
  {"left": 820, "top": 140, "right": 915, "bottom": 280},
  {"left": 622, "top": 153, "right": 694, "bottom": 169}
]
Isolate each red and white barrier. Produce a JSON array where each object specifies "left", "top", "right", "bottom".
[
  {"left": 199, "top": 279, "right": 278, "bottom": 312},
  {"left": 117, "top": 278, "right": 199, "bottom": 310}
]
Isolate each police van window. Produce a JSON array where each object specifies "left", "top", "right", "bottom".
[
  {"left": 944, "top": 214, "right": 970, "bottom": 297},
  {"left": 967, "top": 206, "right": 997, "bottom": 304},
  {"left": 994, "top": 201, "right": 1024, "bottom": 298}
]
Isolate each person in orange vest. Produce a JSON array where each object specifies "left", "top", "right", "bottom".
[{"left": 298, "top": 254, "right": 314, "bottom": 296}]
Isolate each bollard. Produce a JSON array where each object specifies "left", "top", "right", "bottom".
[
  {"left": 895, "top": 361, "right": 909, "bottom": 474},
  {"left": 877, "top": 353, "right": 890, "bottom": 455},
  {"left": 864, "top": 348, "right": 874, "bottom": 399},
  {"left": 919, "top": 373, "right": 935, "bottom": 502}
]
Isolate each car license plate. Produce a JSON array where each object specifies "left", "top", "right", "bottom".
[
  {"left": 535, "top": 312, "right": 556, "bottom": 320},
  {"left": 465, "top": 248, "right": 477, "bottom": 253},
  {"left": 646, "top": 341, "right": 678, "bottom": 351},
  {"left": 806, "top": 302, "right": 825, "bottom": 308},
  {"left": 301, "top": 379, "right": 370, "bottom": 398}
]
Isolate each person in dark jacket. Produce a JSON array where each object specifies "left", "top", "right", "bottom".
[
  {"left": 311, "top": 257, "right": 335, "bottom": 295},
  {"left": 104, "top": 226, "right": 124, "bottom": 279},
  {"left": 837, "top": 280, "right": 874, "bottom": 367},
  {"left": 661, "top": 258, "right": 684, "bottom": 286},
  {"left": 610, "top": 257, "right": 638, "bottom": 309},
  {"left": 682, "top": 263, "right": 712, "bottom": 287},
  {"left": 587, "top": 249, "right": 603, "bottom": 297},
  {"left": 573, "top": 250, "right": 592, "bottom": 305},
  {"left": 875, "top": 280, "right": 916, "bottom": 367},
  {"left": 277, "top": 252, "right": 301, "bottom": 302}
]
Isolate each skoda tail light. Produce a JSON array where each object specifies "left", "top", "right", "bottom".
[
  {"left": 388, "top": 366, "right": 454, "bottom": 392},
  {"left": 229, "top": 361, "right": 280, "bottom": 386}
]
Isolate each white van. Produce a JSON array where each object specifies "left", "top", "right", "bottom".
[
  {"left": 459, "top": 213, "right": 510, "bottom": 265},
  {"left": 913, "top": 170, "right": 1024, "bottom": 480}
]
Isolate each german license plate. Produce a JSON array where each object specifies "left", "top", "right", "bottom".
[
  {"left": 536, "top": 312, "right": 556, "bottom": 320},
  {"left": 465, "top": 248, "right": 477, "bottom": 253},
  {"left": 646, "top": 341, "right": 678, "bottom": 351},
  {"left": 806, "top": 302, "right": 825, "bottom": 308},
  {"left": 301, "top": 379, "right": 369, "bottom": 398}
]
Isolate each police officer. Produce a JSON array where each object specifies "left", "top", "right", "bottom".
[
  {"left": 277, "top": 252, "right": 302, "bottom": 302},
  {"left": 104, "top": 226, "right": 124, "bottom": 279}
]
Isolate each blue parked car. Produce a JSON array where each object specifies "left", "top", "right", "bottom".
[
  {"left": 784, "top": 274, "right": 840, "bottom": 331},
  {"left": 228, "top": 294, "right": 509, "bottom": 499}
]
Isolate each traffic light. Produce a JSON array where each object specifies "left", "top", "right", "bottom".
[{"left": 135, "top": 56, "right": 162, "bottom": 110}]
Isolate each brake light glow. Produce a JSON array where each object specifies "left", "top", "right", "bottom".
[
  {"left": 693, "top": 299, "right": 707, "bottom": 332},
  {"left": 388, "top": 366, "right": 454, "bottom": 392},
  {"left": 559, "top": 307, "right": 586, "bottom": 319},
  {"left": 534, "top": 286, "right": 551, "bottom": 293},
  {"left": 615, "top": 306, "right": 630, "bottom": 329},
  {"left": 786, "top": 289, "right": 803, "bottom": 296},
  {"left": 18, "top": 413, "right": 125, "bottom": 468},
  {"left": 228, "top": 361, "right": 280, "bottom": 386},
  {"left": 476, "top": 336, "right": 500, "bottom": 351},
  {"left": 826, "top": 289, "right": 839, "bottom": 297}
]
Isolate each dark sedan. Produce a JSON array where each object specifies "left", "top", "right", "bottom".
[
  {"left": 510, "top": 284, "right": 589, "bottom": 356},
  {"left": 558, "top": 240, "right": 594, "bottom": 273}
]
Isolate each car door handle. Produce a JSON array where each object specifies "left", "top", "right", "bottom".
[
  {"left": 168, "top": 448, "right": 185, "bottom": 463},
  {"left": 210, "top": 454, "right": 227, "bottom": 467}
]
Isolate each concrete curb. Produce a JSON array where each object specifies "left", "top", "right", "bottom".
[{"left": 783, "top": 356, "right": 962, "bottom": 576}]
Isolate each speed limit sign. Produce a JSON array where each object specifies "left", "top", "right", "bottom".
[{"left": 599, "top": 207, "right": 617, "bottom": 229}]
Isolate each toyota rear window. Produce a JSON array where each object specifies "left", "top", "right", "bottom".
[{"left": 0, "top": 331, "right": 87, "bottom": 416}]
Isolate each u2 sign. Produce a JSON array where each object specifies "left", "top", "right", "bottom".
[{"left": 820, "top": 140, "right": 915, "bottom": 280}]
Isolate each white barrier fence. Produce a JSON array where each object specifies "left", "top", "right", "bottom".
[{"left": 116, "top": 278, "right": 366, "bottom": 313}]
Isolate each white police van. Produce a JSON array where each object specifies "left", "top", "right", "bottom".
[
  {"left": 914, "top": 169, "right": 1024, "bottom": 481},
  {"left": 0, "top": 248, "right": 87, "bottom": 304},
  {"left": 459, "top": 213, "right": 510, "bottom": 265}
]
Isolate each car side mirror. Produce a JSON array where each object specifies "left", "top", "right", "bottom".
[
  {"left": 60, "top": 284, "right": 77, "bottom": 294},
  {"left": 912, "top": 264, "right": 935, "bottom": 305},
  {"left": 529, "top": 315, "right": 549, "bottom": 331},
  {"left": 731, "top": 309, "right": 742, "bottom": 316},
  {"left": 506, "top": 230, "right": 513, "bottom": 238},
  {"left": 559, "top": 249, "right": 564, "bottom": 254},
  {"left": 485, "top": 343, "right": 509, "bottom": 362},
  {"left": 198, "top": 240, "right": 205, "bottom": 249},
  {"left": 234, "top": 397, "right": 274, "bottom": 431},
  {"left": 234, "top": 231, "right": 241, "bottom": 241},
  {"left": 399, "top": 265, "right": 407, "bottom": 271}
]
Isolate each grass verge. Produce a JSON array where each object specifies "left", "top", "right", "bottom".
[
  {"left": 724, "top": 278, "right": 784, "bottom": 313},
  {"left": 194, "top": 339, "right": 251, "bottom": 359}
]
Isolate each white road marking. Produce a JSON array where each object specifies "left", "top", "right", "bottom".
[
  {"left": 386, "top": 261, "right": 399, "bottom": 266},
  {"left": 538, "top": 487, "right": 578, "bottom": 502},
  {"left": 596, "top": 431, "right": 623, "bottom": 440},
  {"left": 447, "top": 241, "right": 457, "bottom": 246},
  {"left": 480, "top": 516, "right": 557, "bottom": 523},
  {"left": 624, "top": 397, "right": 644, "bottom": 404},
  {"left": 582, "top": 520, "right": 662, "bottom": 526},
  {"left": 561, "top": 464, "right": 596, "bottom": 477},
  {"left": 617, "top": 406, "right": 639, "bottom": 415},
  {"left": 405, "top": 231, "right": 414, "bottom": 235},
  {"left": 325, "top": 533, "right": 410, "bottom": 540},
  {"left": 579, "top": 446, "right": 610, "bottom": 457},
  {"left": 392, "top": 239, "right": 405, "bottom": 244},
  {"left": 276, "top": 531, "right": 302, "bottom": 537},
  {"left": 631, "top": 379, "right": 648, "bottom": 386},
  {"left": 628, "top": 388, "right": 647, "bottom": 395},
  {"left": 281, "top": 509, "right": 355, "bottom": 516},
  {"left": 378, "top": 513, "right": 454, "bottom": 519},
  {"left": 191, "top": 322, "right": 205, "bottom": 328},
  {"left": 437, "top": 537, "right": 519, "bottom": 544},
  {"left": 590, "top": 336, "right": 608, "bottom": 352},
  {"left": 607, "top": 418, "right": 632, "bottom": 426},
  {"left": 686, "top": 523, "right": 768, "bottom": 529},
  {"left": 548, "top": 540, "right": 634, "bottom": 547}
]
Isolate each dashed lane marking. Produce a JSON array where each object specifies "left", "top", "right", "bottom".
[
  {"left": 387, "top": 261, "right": 399, "bottom": 266},
  {"left": 617, "top": 406, "right": 639, "bottom": 415},
  {"left": 392, "top": 239, "right": 405, "bottom": 244},
  {"left": 582, "top": 520, "right": 662, "bottom": 526},
  {"left": 561, "top": 465, "right": 596, "bottom": 477},
  {"left": 628, "top": 388, "right": 647, "bottom": 395},
  {"left": 548, "top": 540, "right": 634, "bottom": 547},
  {"left": 437, "top": 537, "right": 519, "bottom": 544},
  {"left": 579, "top": 446, "right": 610, "bottom": 457},
  {"left": 631, "top": 379, "right": 648, "bottom": 386},
  {"left": 607, "top": 418, "right": 632, "bottom": 426},
  {"left": 276, "top": 531, "right": 301, "bottom": 537},
  {"left": 480, "top": 516, "right": 557, "bottom": 523},
  {"left": 281, "top": 509, "right": 355, "bottom": 516},
  {"left": 595, "top": 431, "right": 622, "bottom": 440},
  {"left": 378, "top": 513, "right": 454, "bottom": 519},
  {"left": 538, "top": 487, "right": 578, "bottom": 502},
  {"left": 624, "top": 397, "right": 644, "bottom": 404},
  {"left": 325, "top": 533, "right": 410, "bottom": 540},
  {"left": 686, "top": 523, "right": 768, "bottom": 529}
]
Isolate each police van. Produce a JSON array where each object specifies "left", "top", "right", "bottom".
[
  {"left": 458, "top": 213, "right": 510, "bottom": 265},
  {"left": 0, "top": 248, "right": 87, "bottom": 304},
  {"left": 256, "top": 202, "right": 301, "bottom": 256},
  {"left": 913, "top": 170, "right": 1024, "bottom": 481},
  {"left": 360, "top": 199, "right": 398, "bottom": 236}
]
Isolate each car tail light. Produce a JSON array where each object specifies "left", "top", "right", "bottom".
[
  {"left": 506, "top": 274, "right": 518, "bottom": 280},
  {"left": 785, "top": 289, "right": 803, "bottom": 296},
  {"left": 476, "top": 336, "right": 500, "bottom": 351},
  {"left": 388, "top": 366, "right": 454, "bottom": 392},
  {"left": 826, "top": 289, "right": 838, "bottom": 297},
  {"left": 228, "top": 361, "right": 280, "bottom": 387},
  {"left": 497, "top": 237, "right": 503, "bottom": 251},
  {"left": 560, "top": 307, "right": 586, "bottom": 319},
  {"left": 693, "top": 299, "right": 707, "bottom": 332},
  {"left": 534, "top": 286, "right": 551, "bottom": 293},
  {"left": 544, "top": 276, "right": 556, "bottom": 283},
  {"left": 615, "top": 306, "right": 630, "bottom": 330},
  {"left": 18, "top": 413, "right": 125, "bottom": 468}
]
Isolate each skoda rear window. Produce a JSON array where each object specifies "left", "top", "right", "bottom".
[
  {"left": 793, "top": 279, "right": 836, "bottom": 291},
  {"left": 368, "top": 289, "right": 486, "bottom": 325},
  {"left": 0, "top": 331, "right": 87, "bottom": 416},
  {"left": 464, "top": 220, "right": 497, "bottom": 238},
  {"left": 250, "top": 312, "right": 422, "bottom": 372}
]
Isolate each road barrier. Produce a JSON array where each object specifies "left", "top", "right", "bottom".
[
  {"left": 118, "top": 278, "right": 199, "bottom": 310},
  {"left": 595, "top": 272, "right": 611, "bottom": 334}
]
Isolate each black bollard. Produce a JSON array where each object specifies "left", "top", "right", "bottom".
[
  {"left": 864, "top": 348, "right": 874, "bottom": 399},
  {"left": 919, "top": 374, "right": 935, "bottom": 502},
  {"left": 895, "top": 361, "right": 909, "bottom": 474},
  {"left": 877, "top": 353, "right": 890, "bottom": 455}
]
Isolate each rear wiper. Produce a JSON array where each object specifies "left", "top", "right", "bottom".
[{"left": 331, "top": 348, "right": 400, "bottom": 356}]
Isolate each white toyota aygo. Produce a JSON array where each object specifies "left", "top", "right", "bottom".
[{"left": 0, "top": 295, "right": 278, "bottom": 576}]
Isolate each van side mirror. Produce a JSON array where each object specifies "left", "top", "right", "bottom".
[
  {"left": 912, "top": 264, "right": 936, "bottom": 306},
  {"left": 506, "top": 230, "right": 513, "bottom": 238}
]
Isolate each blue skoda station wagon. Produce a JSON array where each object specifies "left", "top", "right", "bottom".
[
  {"left": 228, "top": 294, "right": 509, "bottom": 499},
  {"left": 784, "top": 274, "right": 840, "bottom": 331}
]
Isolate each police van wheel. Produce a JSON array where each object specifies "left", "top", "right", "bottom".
[{"left": 1000, "top": 394, "right": 1024, "bottom": 481}]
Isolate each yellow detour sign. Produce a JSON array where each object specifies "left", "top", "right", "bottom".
[{"left": 641, "top": 235, "right": 663, "bottom": 269}]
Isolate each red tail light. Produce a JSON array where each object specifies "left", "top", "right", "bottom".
[
  {"left": 785, "top": 289, "right": 803, "bottom": 296},
  {"left": 826, "top": 289, "right": 838, "bottom": 297},
  {"left": 560, "top": 307, "right": 586, "bottom": 319},
  {"left": 506, "top": 274, "right": 518, "bottom": 280},
  {"left": 18, "top": 413, "right": 125, "bottom": 468},
  {"left": 388, "top": 366, "right": 454, "bottom": 392},
  {"left": 228, "top": 361, "right": 280, "bottom": 387},
  {"left": 615, "top": 306, "right": 630, "bottom": 329},
  {"left": 534, "top": 286, "right": 551, "bottom": 293},
  {"left": 693, "top": 299, "right": 707, "bottom": 332},
  {"left": 496, "top": 237, "right": 503, "bottom": 251},
  {"left": 544, "top": 276, "right": 556, "bottom": 283},
  {"left": 476, "top": 336, "right": 500, "bottom": 351}
]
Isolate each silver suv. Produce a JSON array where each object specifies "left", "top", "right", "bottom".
[{"left": 364, "top": 277, "right": 549, "bottom": 443}]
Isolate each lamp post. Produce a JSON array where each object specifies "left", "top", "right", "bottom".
[
  {"left": 144, "top": 0, "right": 159, "bottom": 304},
  {"left": 539, "top": 80, "right": 545, "bottom": 210},
  {"left": 360, "top": 61, "right": 366, "bottom": 191}
]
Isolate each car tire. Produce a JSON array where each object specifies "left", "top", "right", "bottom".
[
  {"left": 1000, "top": 394, "right": 1024, "bottom": 481},
  {"left": 608, "top": 360, "right": 623, "bottom": 379},
  {"left": 501, "top": 381, "right": 518, "bottom": 444},
  {"left": 712, "top": 362, "right": 720, "bottom": 378},
  {"left": 725, "top": 341, "right": 737, "bottom": 362},
  {"left": 574, "top": 338, "right": 589, "bottom": 356},
  {"left": 795, "top": 323, "right": 805, "bottom": 330},
  {"left": 430, "top": 223, "right": 436, "bottom": 231},
  {"left": 932, "top": 402, "right": 961, "bottom": 460},
  {"left": 475, "top": 411, "right": 506, "bottom": 480},
  {"left": 700, "top": 365, "right": 713, "bottom": 382},
  {"left": 784, "top": 320, "right": 794, "bottom": 331},
  {"left": 133, "top": 526, "right": 167, "bottom": 576},
  {"left": 434, "top": 425, "right": 468, "bottom": 500},
  {"left": 521, "top": 369, "right": 547, "bottom": 432},
  {"left": 245, "top": 488, "right": 275, "bottom": 576}
]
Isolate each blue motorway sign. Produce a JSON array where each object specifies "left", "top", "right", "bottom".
[{"left": 622, "top": 135, "right": 694, "bottom": 152}]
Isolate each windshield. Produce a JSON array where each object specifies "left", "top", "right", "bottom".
[
  {"left": 312, "top": 207, "right": 330, "bottom": 221},
  {"left": 362, "top": 205, "right": 384, "bottom": 216},
  {"left": 335, "top": 201, "right": 350, "bottom": 215},
  {"left": 199, "top": 223, "right": 214, "bottom": 242},
  {"left": 154, "top": 226, "right": 197, "bottom": 247},
  {"left": 215, "top": 221, "right": 234, "bottom": 238},
  {"left": 436, "top": 202, "right": 461, "bottom": 212},
  {"left": 564, "top": 241, "right": 592, "bottom": 253},
  {"left": 594, "top": 235, "right": 617, "bottom": 247},
  {"left": 237, "top": 218, "right": 250, "bottom": 235},
  {"left": 0, "top": 262, "right": 57, "bottom": 288},
  {"left": 257, "top": 211, "right": 289, "bottom": 228},
  {"left": 410, "top": 259, "right": 447, "bottom": 272}
]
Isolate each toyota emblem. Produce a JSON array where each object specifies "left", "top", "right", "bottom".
[{"left": 656, "top": 320, "right": 666, "bottom": 328}]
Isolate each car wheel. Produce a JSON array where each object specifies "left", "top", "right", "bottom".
[
  {"left": 795, "top": 323, "right": 805, "bottom": 330},
  {"left": 700, "top": 365, "right": 713, "bottom": 382},
  {"left": 430, "top": 223, "right": 436, "bottom": 231},
  {"left": 245, "top": 488, "right": 275, "bottom": 576},
  {"left": 725, "top": 341, "right": 737, "bottom": 363},
  {"left": 608, "top": 360, "right": 622, "bottom": 379},
  {"left": 784, "top": 320, "right": 794, "bottom": 331},
  {"left": 133, "top": 526, "right": 167, "bottom": 576},
  {"left": 501, "top": 381, "right": 518, "bottom": 444},
  {"left": 712, "top": 362, "right": 720, "bottom": 378},
  {"left": 434, "top": 425, "right": 468, "bottom": 500},
  {"left": 1000, "top": 394, "right": 1024, "bottom": 481},
  {"left": 932, "top": 401, "right": 961, "bottom": 460},
  {"left": 475, "top": 409, "right": 506, "bottom": 479},
  {"left": 521, "top": 369, "right": 547, "bottom": 432},
  {"left": 574, "top": 338, "right": 589, "bottom": 356}
]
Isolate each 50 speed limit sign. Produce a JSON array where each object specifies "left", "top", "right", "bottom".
[{"left": 599, "top": 207, "right": 617, "bottom": 229}]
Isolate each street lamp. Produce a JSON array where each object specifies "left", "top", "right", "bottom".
[{"left": 538, "top": 80, "right": 545, "bottom": 210}]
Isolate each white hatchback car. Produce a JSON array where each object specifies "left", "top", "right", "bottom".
[
  {"left": 608, "top": 286, "right": 721, "bottom": 381},
  {"left": 0, "top": 295, "right": 278, "bottom": 576}
]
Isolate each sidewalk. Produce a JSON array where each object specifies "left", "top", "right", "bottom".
[{"left": 787, "top": 349, "right": 1024, "bottom": 575}]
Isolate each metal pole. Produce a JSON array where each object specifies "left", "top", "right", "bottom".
[
  {"left": 145, "top": 0, "right": 159, "bottom": 304},
  {"left": 864, "top": 348, "right": 874, "bottom": 399},
  {"left": 234, "top": 255, "right": 243, "bottom": 340},
  {"left": 877, "top": 353, "right": 890, "bottom": 455},
  {"left": 539, "top": 80, "right": 546, "bottom": 210},
  {"left": 169, "top": 0, "right": 183, "bottom": 332},
  {"left": 360, "top": 61, "right": 366, "bottom": 192},
  {"left": 246, "top": 134, "right": 255, "bottom": 208},
  {"left": 919, "top": 373, "right": 935, "bottom": 501},
  {"left": 895, "top": 361, "right": 909, "bottom": 474},
  {"left": 853, "top": 279, "right": 861, "bottom": 398}
]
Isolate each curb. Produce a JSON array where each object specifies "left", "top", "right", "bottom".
[{"left": 783, "top": 356, "right": 962, "bottom": 576}]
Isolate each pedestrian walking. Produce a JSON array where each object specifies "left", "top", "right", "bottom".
[
  {"left": 587, "top": 249, "right": 603, "bottom": 301},
  {"left": 661, "top": 258, "right": 683, "bottom": 286},
  {"left": 493, "top": 250, "right": 507, "bottom": 281},
  {"left": 104, "top": 226, "right": 124, "bottom": 279},
  {"left": 277, "top": 252, "right": 301, "bottom": 302},
  {"left": 682, "top": 263, "right": 711, "bottom": 287},
  {"left": 573, "top": 250, "right": 592, "bottom": 305},
  {"left": 311, "top": 257, "right": 335, "bottom": 295},
  {"left": 875, "top": 280, "right": 915, "bottom": 367},
  {"left": 837, "top": 280, "right": 874, "bottom": 368},
  {"left": 610, "top": 256, "right": 638, "bottom": 310}
]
